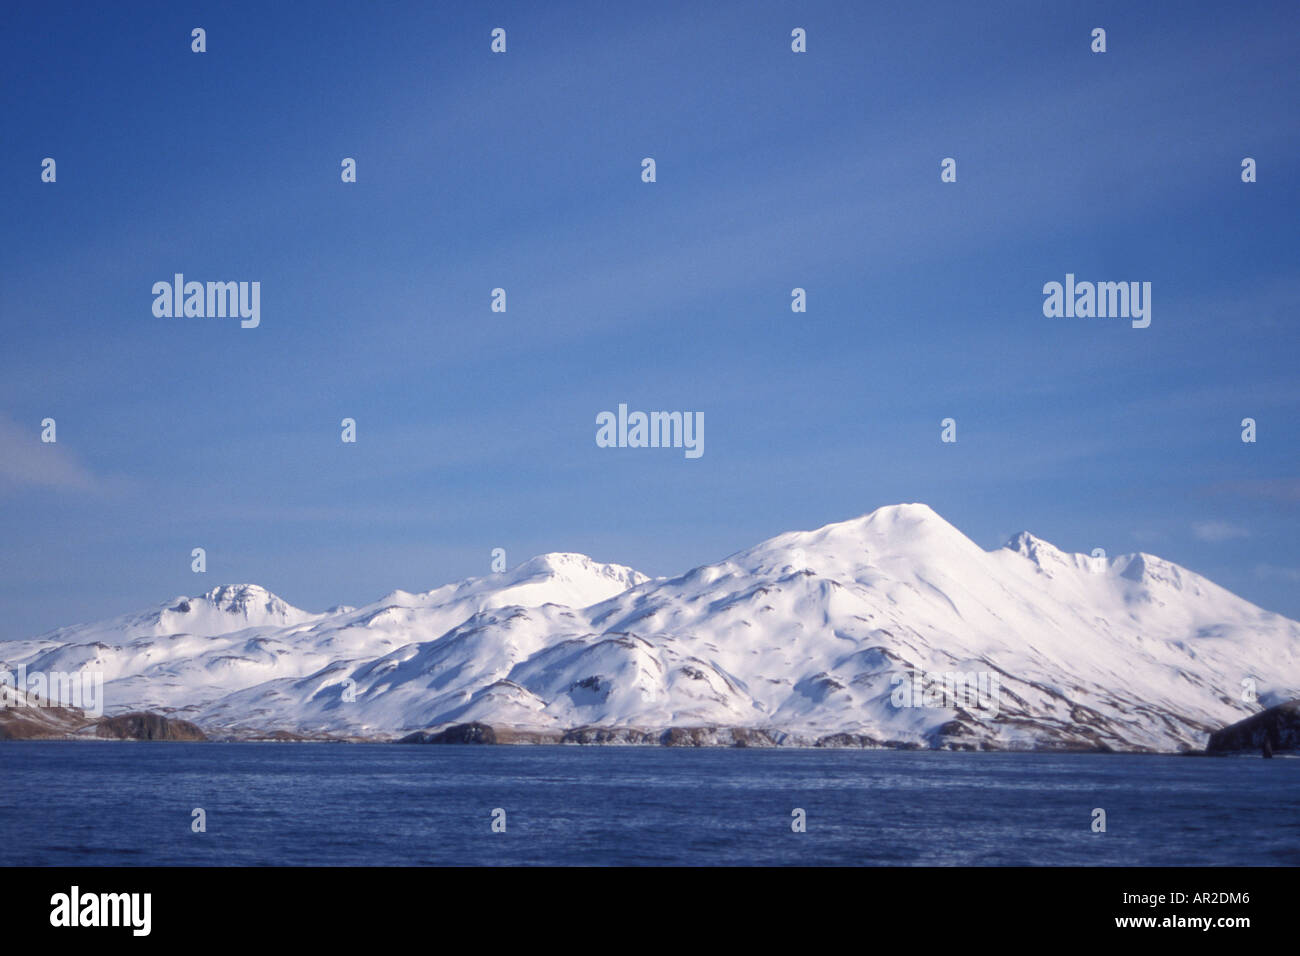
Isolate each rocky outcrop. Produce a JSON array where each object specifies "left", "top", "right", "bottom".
[
  {"left": 93, "top": 712, "right": 207, "bottom": 741},
  {"left": 398, "top": 723, "right": 790, "bottom": 747},
  {"left": 658, "top": 726, "right": 786, "bottom": 747},
  {"left": 561, "top": 725, "right": 656, "bottom": 745},
  {"left": 1206, "top": 700, "right": 1300, "bottom": 754},
  {"left": 815, "top": 732, "right": 923, "bottom": 749},
  {"left": 0, "top": 704, "right": 91, "bottom": 740},
  {"left": 0, "top": 691, "right": 206, "bottom": 741},
  {"left": 398, "top": 721, "right": 497, "bottom": 744}
]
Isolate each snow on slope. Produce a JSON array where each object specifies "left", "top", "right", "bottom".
[
  {"left": 3, "top": 505, "right": 1296, "bottom": 751},
  {"left": 0, "top": 557, "right": 649, "bottom": 719}
]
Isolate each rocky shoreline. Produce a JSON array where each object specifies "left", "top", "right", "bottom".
[
  {"left": 0, "top": 706, "right": 206, "bottom": 741},
  {"left": 1203, "top": 699, "right": 1300, "bottom": 755},
  {"left": 8, "top": 704, "right": 1298, "bottom": 753},
  {"left": 396, "top": 721, "right": 1123, "bottom": 751}
]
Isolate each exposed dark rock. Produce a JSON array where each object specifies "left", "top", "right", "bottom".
[
  {"left": 0, "top": 705, "right": 91, "bottom": 740},
  {"left": 659, "top": 726, "right": 711, "bottom": 747},
  {"left": 94, "top": 712, "right": 207, "bottom": 741},
  {"left": 398, "top": 721, "right": 497, "bottom": 744},
  {"left": 1206, "top": 700, "right": 1300, "bottom": 754},
  {"left": 569, "top": 675, "right": 610, "bottom": 701},
  {"left": 0, "top": 699, "right": 206, "bottom": 741},
  {"left": 815, "top": 732, "right": 882, "bottom": 748},
  {"left": 561, "top": 725, "right": 655, "bottom": 745},
  {"left": 729, "top": 727, "right": 779, "bottom": 748}
]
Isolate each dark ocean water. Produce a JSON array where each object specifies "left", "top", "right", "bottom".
[{"left": 1, "top": 743, "right": 1296, "bottom": 866}]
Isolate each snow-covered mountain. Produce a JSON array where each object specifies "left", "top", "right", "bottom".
[{"left": 3, "top": 504, "right": 1296, "bottom": 751}]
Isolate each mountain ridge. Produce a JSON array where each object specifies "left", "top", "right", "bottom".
[{"left": 3, "top": 504, "right": 1296, "bottom": 752}]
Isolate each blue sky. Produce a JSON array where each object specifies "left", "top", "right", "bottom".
[{"left": 2, "top": 0, "right": 1297, "bottom": 638}]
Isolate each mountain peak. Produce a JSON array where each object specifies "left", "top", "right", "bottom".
[
  {"left": 729, "top": 502, "right": 981, "bottom": 579},
  {"left": 864, "top": 502, "right": 944, "bottom": 522},
  {"left": 850, "top": 502, "right": 959, "bottom": 535},
  {"left": 511, "top": 552, "right": 649, "bottom": 590},
  {"left": 1004, "top": 530, "right": 1064, "bottom": 561},
  {"left": 158, "top": 583, "right": 313, "bottom": 633},
  {"left": 371, "top": 553, "right": 649, "bottom": 614},
  {"left": 200, "top": 583, "right": 281, "bottom": 611},
  {"left": 833, "top": 502, "right": 977, "bottom": 551}
]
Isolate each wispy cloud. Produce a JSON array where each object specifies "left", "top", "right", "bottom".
[
  {"left": 0, "top": 415, "right": 97, "bottom": 493},
  {"left": 1207, "top": 480, "right": 1300, "bottom": 504},
  {"left": 1256, "top": 564, "right": 1300, "bottom": 583},
  {"left": 1193, "top": 521, "right": 1251, "bottom": 543}
]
